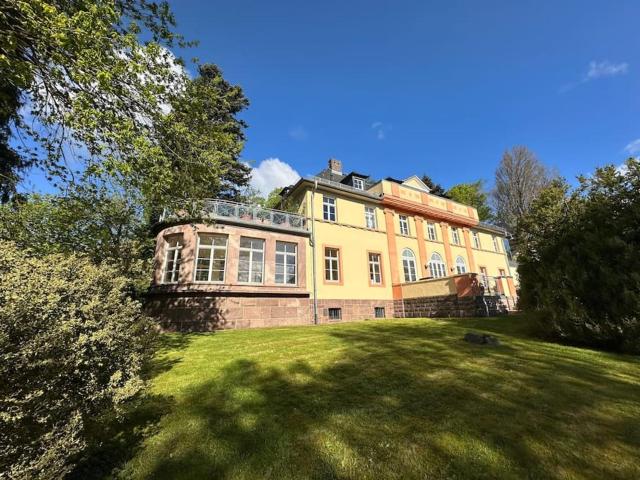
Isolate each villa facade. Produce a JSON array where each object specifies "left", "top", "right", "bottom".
[{"left": 147, "top": 159, "right": 517, "bottom": 331}]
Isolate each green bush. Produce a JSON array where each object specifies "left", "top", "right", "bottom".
[
  {"left": 0, "top": 242, "right": 156, "bottom": 479},
  {"left": 517, "top": 159, "right": 640, "bottom": 353}
]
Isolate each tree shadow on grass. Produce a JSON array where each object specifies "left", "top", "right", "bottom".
[
  {"left": 68, "top": 333, "right": 200, "bottom": 480},
  {"left": 120, "top": 320, "right": 640, "bottom": 480}
]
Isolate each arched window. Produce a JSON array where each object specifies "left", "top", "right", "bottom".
[
  {"left": 429, "top": 252, "right": 447, "bottom": 278},
  {"left": 455, "top": 256, "right": 467, "bottom": 274},
  {"left": 402, "top": 248, "right": 418, "bottom": 282}
]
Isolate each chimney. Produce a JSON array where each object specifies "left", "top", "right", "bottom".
[{"left": 328, "top": 158, "right": 342, "bottom": 175}]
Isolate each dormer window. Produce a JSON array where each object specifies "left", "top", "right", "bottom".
[{"left": 353, "top": 177, "right": 365, "bottom": 190}]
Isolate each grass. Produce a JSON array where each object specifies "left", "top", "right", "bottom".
[{"left": 91, "top": 317, "right": 640, "bottom": 479}]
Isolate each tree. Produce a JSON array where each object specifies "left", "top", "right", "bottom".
[
  {"left": 0, "top": 186, "right": 153, "bottom": 293},
  {"left": 447, "top": 181, "right": 493, "bottom": 221},
  {"left": 517, "top": 158, "right": 640, "bottom": 353},
  {"left": 0, "top": 242, "right": 156, "bottom": 479},
  {"left": 420, "top": 175, "right": 449, "bottom": 198},
  {"left": 155, "top": 63, "right": 251, "bottom": 203},
  {"left": 263, "top": 187, "right": 284, "bottom": 209},
  {"left": 0, "top": 82, "right": 35, "bottom": 203},
  {"left": 493, "top": 146, "right": 553, "bottom": 233},
  {"left": 1, "top": 1, "right": 248, "bottom": 208}
]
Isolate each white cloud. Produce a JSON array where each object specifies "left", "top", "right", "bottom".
[
  {"left": 249, "top": 158, "right": 301, "bottom": 196},
  {"left": 560, "top": 60, "right": 629, "bottom": 93},
  {"left": 288, "top": 126, "right": 309, "bottom": 141},
  {"left": 586, "top": 61, "right": 628, "bottom": 79},
  {"left": 371, "top": 121, "right": 390, "bottom": 140},
  {"left": 624, "top": 138, "right": 640, "bottom": 155}
]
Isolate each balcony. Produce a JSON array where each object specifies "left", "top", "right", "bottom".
[{"left": 159, "top": 199, "right": 309, "bottom": 234}]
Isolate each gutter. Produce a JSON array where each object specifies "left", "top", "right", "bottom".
[{"left": 310, "top": 180, "right": 319, "bottom": 325}]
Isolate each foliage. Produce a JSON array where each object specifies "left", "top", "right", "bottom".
[
  {"left": 155, "top": 63, "right": 251, "bottom": 203},
  {"left": 493, "top": 146, "right": 553, "bottom": 233},
  {"left": 1, "top": 1, "right": 248, "bottom": 209},
  {"left": 0, "top": 241, "right": 156, "bottom": 479},
  {"left": 517, "top": 158, "right": 640, "bottom": 353},
  {"left": 241, "top": 186, "right": 300, "bottom": 212},
  {"left": 0, "top": 186, "right": 153, "bottom": 294},
  {"left": 263, "top": 187, "right": 284, "bottom": 209},
  {"left": 447, "top": 180, "right": 493, "bottom": 221},
  {"left": 420, "top": 174, "right": 449, "bottom": 197},
  {"left": 0, "top": 82, "right": 35, "bottom": 203},
  {"left": 1, "top": 0, "right": 184, "bottom": 199}
]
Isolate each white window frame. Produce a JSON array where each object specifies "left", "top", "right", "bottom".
[
  {"left": 493, "top": 236, "right": 500, "bottom": 252},
  {"left": 368, "top": 252, "right": 382, "bottom": 285},
  {"left": 194, "top": 234, "right": 228, "bottom": 283},
  {"left": 472, "top": 231, "right": 481, "bottom": 249},
  {"left": 275, "top": 241, "right": 297, "bottom": 285},
  {"left": 452, "top": 227, "right": 461, "bottom": 245},
  {"left": 238, "top": 237, "right": 265, "bottom": 284},
  {"left": 323, "top": 196, "right": 337, "bottom": 222},
  {"left": 353, "top": 177, "right": 365, "bottom": 190},
  {"left": 429, "top": 252, "right": 447, "bottom": 278},
  {"left": 427, "top": 222, "right": 437, "bottom": 241},
  {"left": 324, "top": 247, "right": 340, "bottom": 282},
  {"left": 455, "top": 256, "right": 467, "bottom": 274},
  {"left": 364, "top": 206, "right": 377, "bottom": 229},
  {"left": 402, "top": 248, "right": 418, "bottom": 282},
  {"left": 399, "top": 215, "right": 410, "bottom": 236},
  {"left": 162, "top": 235, "right": 183, "bottom": 284}
]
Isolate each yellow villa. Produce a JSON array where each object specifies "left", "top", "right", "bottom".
[{"left": 148, "top": 159, "right": 517, "bottom": 330}]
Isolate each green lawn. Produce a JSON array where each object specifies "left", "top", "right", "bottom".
[{"left": 103, "top": 317, "right": 640, "bottom": 479}]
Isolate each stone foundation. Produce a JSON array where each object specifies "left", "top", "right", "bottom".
[
  {"left": 395, "top": 294, "right": 513, "bottom": 318},
  {"left": 395, "top": 294, "right": 478, "bottom": 318},
  {"left": 146, "top": 292, "right": 512, "bottom": 332},
  {"left": 145, "top": 293, "right": 396, "bottom": 331},
  {"left": 145, "top": 292, "right": 312, "bottom": 331},
  {"left": 315, "top": 299, "right": 396, "bottom": 323}
]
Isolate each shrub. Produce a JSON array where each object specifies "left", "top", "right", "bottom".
[
  {"left": 516, "top": 159, "right": 640, "bottom": 353},
  {"left": 0, "top": 242, "right": 156, "bottom": 479}
]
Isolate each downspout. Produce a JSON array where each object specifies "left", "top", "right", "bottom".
[{"left": 310, "top": 181, "right": 319, "bottom": 324}]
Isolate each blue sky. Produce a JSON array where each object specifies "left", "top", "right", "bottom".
[{"left": 20, "top": 1, "right": 640, "bottom": 196}]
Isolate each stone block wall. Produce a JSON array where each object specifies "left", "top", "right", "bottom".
[
  {"left": 146, "top": 293, "right": 396, "bottom": 331},
  {"left": 396, "top": 294, "right": 478, "bottom": 318},
  {"left": 315, "top": 299, "right": 395, "bottom": 323},
  {"left": 146, "top": 293, "right": 312, "bottom": 331}
]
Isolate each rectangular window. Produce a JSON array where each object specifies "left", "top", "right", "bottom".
[
  {"left": 238, "top": 237, "right": 264, "bottom": 283},
  {"left": 499, "top": 268, "right": 506, "bottom": 277},
  {"left": 162, "top": 235, "right": 183, "bottom": 283},
  {"left": 451, "top": 227, "right": 461, "bottom": 245},
  {"left": 374, "top": 307, "right": 385, "bottom": 318},
  {"left": 328, "top": 308, "right": 342, "bottom": 321},
  {"left": 323, "top": 196, "right": 336, "bottom": 221},
  {"left": 399, "top": 215, "right": 410, "bottom": 236},
  {"left": 493, "top": 236, "right": 500, "bottom": 252},
  {"left": 364, "top": 206, "right": 377, "bottom": 229},
  {"left": 194, "top": 234, "right": 228, "bottom": 282},
  {"left": 324, "top": 247, "right": 340, "bottom": 282},
  {"left": 368, "top": 252, "right": 382, "bottom": 285},
  {"left": 427, "top": 222, "right": 437, "bottom": 241},
  {"left": 275, "top": 241, "right": 297, "bottom": 285},
  {"left": 353, "top": 177, "right": 365, "bottom": 190},
  {"left": 472, "top": 231, "right": 481, "bottom": 249}
]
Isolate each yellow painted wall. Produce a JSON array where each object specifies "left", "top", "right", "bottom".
[
  {"left": 303, "top": 189, "right": 391, "bottom": 300},
  {"left": 295, "top": 187, "right": 512, "bottom": 301},
  {"left": 401, "top": 277, "right": 457, "bottom": 298}
]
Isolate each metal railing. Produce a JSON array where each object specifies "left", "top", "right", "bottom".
[
  {"left": 479, "top": 275, "right": 503, "bottom": 296},
  {"left": 160, "top": 199, "right": 308, "bottom": 232}
]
